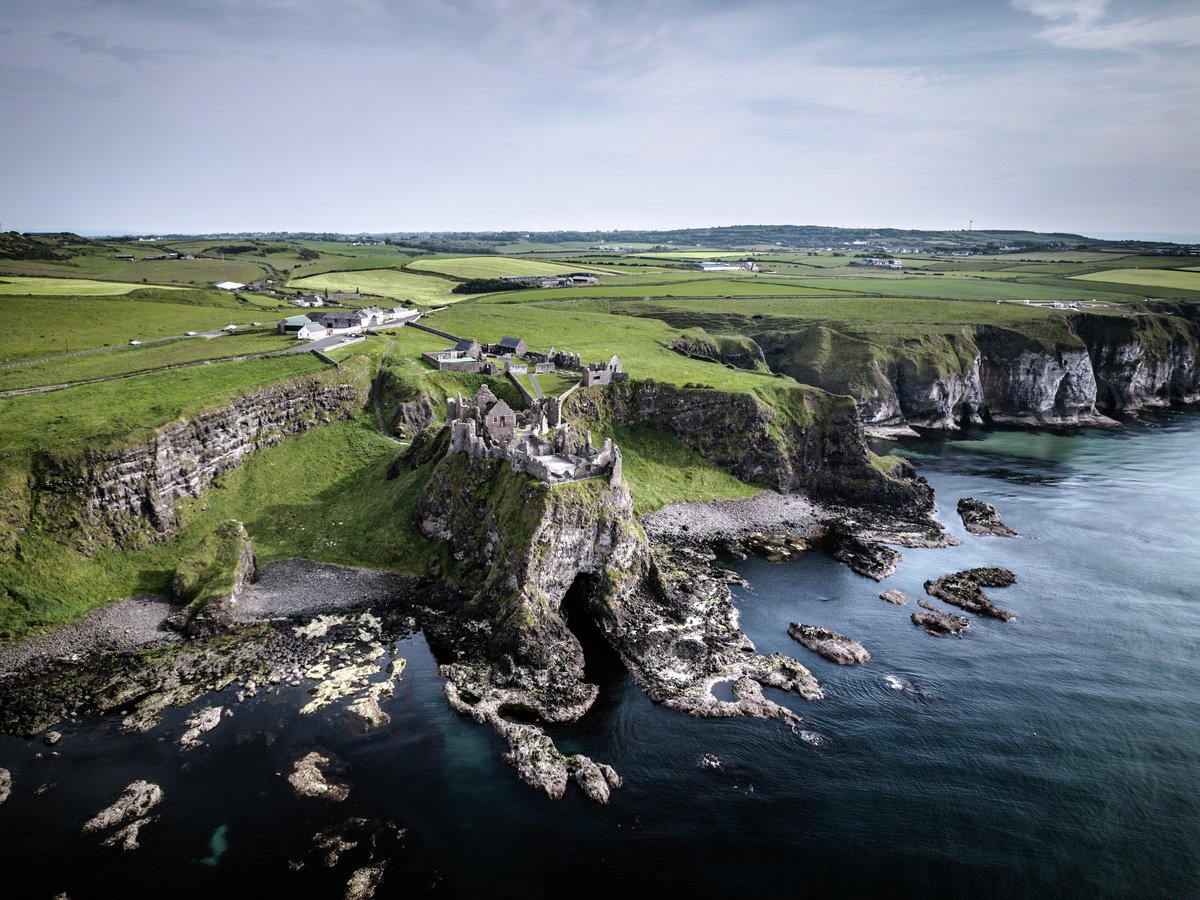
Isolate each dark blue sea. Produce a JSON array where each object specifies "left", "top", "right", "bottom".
[{"left": 2, "top": 412, "right": 1199, "bottom": 898}]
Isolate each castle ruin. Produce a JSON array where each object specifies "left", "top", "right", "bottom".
[{"left": 445, "top": 384, "right": 622, "bottom": 487}]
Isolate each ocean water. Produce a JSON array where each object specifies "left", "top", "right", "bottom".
[{"left": 2, "top": 413, "right": 1199, "bottom": 898}]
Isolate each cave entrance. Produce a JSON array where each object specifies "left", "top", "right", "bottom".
[{"left": 561, "top": 573, "right": 626, "bottom": 685}]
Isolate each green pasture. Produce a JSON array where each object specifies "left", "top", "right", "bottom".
[
  {"left": 291, "top": 269, "right": 459, "bottom": 305},
  {"left": 0, "top": 331, "right": 291, "bottom": 392},
  {"left": 0, "top": 296, "right": 270, "bottom": 363},
  {"left": 408, "top": 256, "right": 617, "bottom": 279},
  {"left": 481, "top": 276, "right": 864, "bottom": 304},
  {"left": 0, "top": 277, "right": 186, "bottom": 296},
  {"left": 1071, "top": 268, "right": 1200, "bottom": 292},
  {"left": 0, "top": 255, "right": 267, "bottom": 288}
]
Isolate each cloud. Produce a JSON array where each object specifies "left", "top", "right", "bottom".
[
  {"left": 52, "top": 31, "right": 160, "bottom": 66},
  {"left": 1012, "top": 0, "right": 1108, "bottom": 25},
  {"left": 1012, "top": 0, "right": 1200, "bottom": 50}
]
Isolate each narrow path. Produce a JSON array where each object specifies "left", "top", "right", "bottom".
[
  {"left": 371, "top": 340, "right": 402, "bottom": 443},
  {"left": 528, "top": 372, "right": 545, "bottom": 400}
]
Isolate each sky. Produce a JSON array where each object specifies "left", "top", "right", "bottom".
[{"left": 1, "top": 0, "right": 1197, "bottom": 236}]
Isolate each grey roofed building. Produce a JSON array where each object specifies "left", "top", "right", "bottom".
[
  {"left": 497, "top": 336, "right": 527, "bottom": 357},
  {"left": 454, "top": 339, "right": 482, "bottom": 359}
]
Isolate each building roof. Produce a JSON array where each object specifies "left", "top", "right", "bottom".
[
  {"left": 213, "top": 281, "right": 246, "bottom": 290},
  {"left": 281, "top": 315, "right": 311, "bottom": 326},
  {"left": 455, "top": 339, "right": 479, "bottom": 351},
  {"left": 498, "top": 336, "right": 524, "bottom": 349}
]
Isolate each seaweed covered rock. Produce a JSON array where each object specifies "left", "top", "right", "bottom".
[
  {"left": 925, "top": 567, "right": 1017, "bottom": 620},
  {"left": 788, "top": 623, "right": 871, "bottom": 664},
  {"left": 957, "top": 498, "right": 1017, "bottom": 537}
]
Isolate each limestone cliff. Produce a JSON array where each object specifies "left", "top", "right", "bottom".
[
  {"left": 564, "top": 379, "right": 933, "bottom": 513},
  {"left": 22, "top": 368, "right": 368, "bottom": 554},
  {"left": 755, "top": 312, "right": 1200, "bottom": 430}
]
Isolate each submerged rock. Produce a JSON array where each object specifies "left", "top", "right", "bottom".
[
  {"left": 288, "top": 751, "right": 351, "bottom": 802},
  {"left": 103, "top": 817, "right": 155, "bottom": 852},
  {"left": 957, "top": 498, "right": 1017, "bottom": 537},
  {"left": 83, "top": 781, "right": 163, "bottom": 835},
  {"left": 180, "top": 705, "right": 223, "bottom": 750},
  {"left": 787, "top": 623, "right": 871, "bottom": 665},
  {"left": 345, "top": 864, "right": 388, "bottom": 900},
  {"left": 911, "top": 600, "right": 971, "bottom": 636},
  {"left": 0, "top": 768, "right": 10, "bottom": 805},
  {"left": 43, "top": 730, "right": 62, "bottom": 746},
  {"left": 829, "top": 533, "right": 901, "bottom": 581},
  {"left": 925, "top": 567, "right": 1018, "bottom": 620},
  {"left": 879, "top": 589, "right": 907, "bottom": 605}
]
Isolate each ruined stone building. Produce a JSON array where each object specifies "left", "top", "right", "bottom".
[
  {"left": 581, "top": 355, "right": 628, "bottom": 386},
  {"left": 445, "top": 385, "right": 622, "bottom": 487}
]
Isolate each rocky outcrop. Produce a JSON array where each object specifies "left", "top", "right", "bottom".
[
  {"left": 29, "top": 368, "right": 368, "bottom": 552},
  {"left": 416, "top": 448, "right": 826, "bottom": 799},
  {"left": 167, "top": 520, "right": 257, "bottom": 637},
  {"left": 828, "top": 531, "right": 901, "bottom": 580},
  {"left": 957, "top": 498, "right": 1017, "bottom": 536},
  {"left": 912, "top": 600, "right": 970, "bottom": 636},
  {"left": 83, "top": 780, "right": 163, "bottom": 847},
  {"left": 0, "top": 768, "right": 10, "bottom": 805},
  {"left": 179, "top": 705, "right": 223, "bottom": 750},
  {"left": 925, "top": 567, "right": 1017, "bottom": 620},
  {"left": 289, "top": 751, "right": 351, "bottom": 802},
  {"left": 880, "top": 589, "right": 907, "bottom": 605},
  {"left": 666, "top": 332, "right": 768, "bottom": 371},
  {"left": 788, "top": 623, "right": 871, "bottom": 664},
  {"left": 389, "top": 390, "right": 440, "bottom": 439}
]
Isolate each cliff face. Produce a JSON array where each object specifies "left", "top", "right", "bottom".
[
  {"left": 415, "top": 444, "right": 828, "bottom": 801},
  {"left": 758, "top": 313, "right": 1200, "bottom": 430},
  {"left": 565, "top": 380, "right": 933, "bottom": 513},
  {"left": 28, "top": 370, "right": 367, "bottom": 552},
  {"left": 419, "top": 452, "right": 643, "bottom": 704}
]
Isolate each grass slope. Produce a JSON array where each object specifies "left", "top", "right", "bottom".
[{"left": 0, "top": 277, "right": 186, "bottom": 296}]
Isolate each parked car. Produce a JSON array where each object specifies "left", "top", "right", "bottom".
[
  {"left": 128, "top": 339, "right": 142, "bottom": 345},
  {"left": 222, "top": 325, "right": 237, "bottom": 332},
  {"left": 251, "top": 321, "right": 262, "bottom": 327},
  {"left": 185, "top": 331, "right": 197, "bottom": 336}
]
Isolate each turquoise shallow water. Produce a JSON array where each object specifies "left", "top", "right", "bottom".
[{"left": 1, "top": 412, "right": 1198, "bottom": 898}]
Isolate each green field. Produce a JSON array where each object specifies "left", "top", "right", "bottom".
[
  {"left": 0, "top": 331, "right": 291, "bottom": 391},
  {"left": 0, "top": 295, "right": 271, "bottom": 363},
  {"left": 408, "top": 256, "right": 616, "bottom": 279},
  {"left": 291, "top": 268, "right": 459, "bottom": 305},
  {"left": 0, "top": 354, "right": 330, "bottom": 454},
  {"left": 483, "top": 277, "right": 865, "bottom": 304},
  {"left": 0, "top": 277, "right": 186, "bottom": 296},
  {"left": 1072, "top": 268, "right": 1200, "bottom": 291}
]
